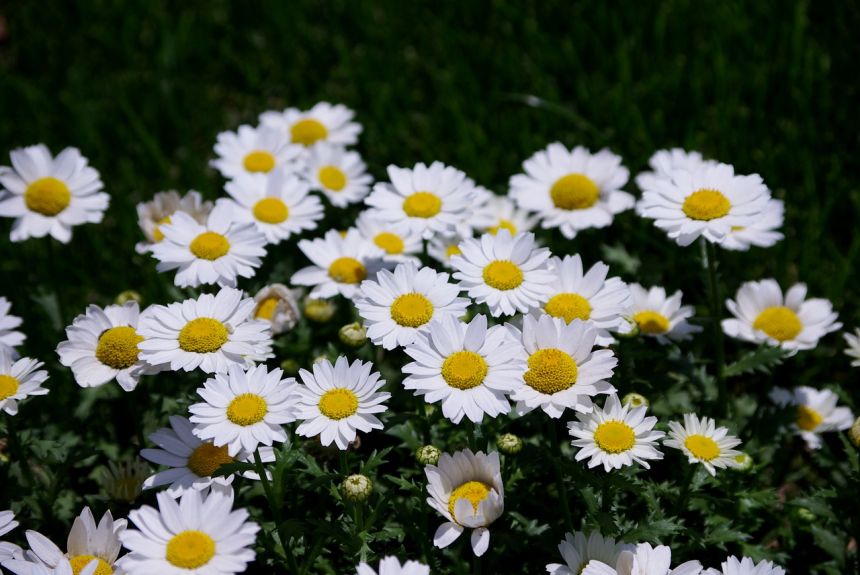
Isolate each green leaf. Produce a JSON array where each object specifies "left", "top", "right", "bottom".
[{"left": 724, "top": 347, "right": 787, "bottom": 377}]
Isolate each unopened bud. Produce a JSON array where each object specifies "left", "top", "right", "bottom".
[
  {"left": 416, "top": 445, "right": 441, "bottom": 466},
  {"left": 116, "top": 290, "right": 143, "bottom": 305},
  {"left": 622, "top": 393, "right": 649, "bottom": 408},
  {"left": 279, "top": 359, "right": 300, "bottom": 375},
  {"left": 341, "top": 474, "right": 373, "bottom": 502},
  {"left": 850, "top": 416, "right": 860, "bottom": 447},
  {"left": 339, "top": 322, "right": 368, "bottom": 347},
  {"left": 732, "top": 452, "right": 753, "bottom": 471},
  {"left": 304, "top": 298, "right": 336, "bottom": 323},
  {"left": 497, "top": 433, "right": 523, "bottom": 455}
]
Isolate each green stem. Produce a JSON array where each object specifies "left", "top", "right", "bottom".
[
  {"left": 548, "top": 419, "right": 575, "bottom": 534},
  {"left": 676, "top": 463, "right": 696, "bottom": 513},
  {"left": 702, "top": 239, "right": 728, "bottom": 418},
  {"left": 254, "top": 449, "right": 299, "bottom": 573},
  {"left": 473, "top": 552, "right": 482, "bottom": 575},
  {"left": 466, "top": 420, "right": 477, "bottom": 451},
  {"left": 340, "top": 450, "right": 350, "bottom": 476}
]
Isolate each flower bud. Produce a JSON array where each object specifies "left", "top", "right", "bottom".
[
  {"left": 792, "top": 506, "right": 816, "bottom": 524},
  {"left": 415, "top": 445, "right": 441, "bottom": 466},
  {"left": 340, "top": 474, "right": 373, "bottom": 502},
  {"left": 622, "top": 392, "right": 649, "bottom": 408},
  {"left": 280, "top": 358, "right": 300, "bottom": 375},
  {"left": 497, "top": 433, "right": 523, "bottom": 455},
  {"left": 304, "top": 298, "right": 336, "bottom": 323},
  {"left": 116, "top": 290, "right": 143, "bottom": 305},
  {"left": 850, "top": 416, "right": 860, "bottom": 447},
  {"left": 339, "top": 322, "right": 368, "bottom": 348},
  {"left": 732, "top": 452, "right": 753, "bottom": 471}
]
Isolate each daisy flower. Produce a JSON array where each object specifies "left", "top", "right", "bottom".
[
  {"left": 451, "top": 230, "right": 554, "bottom": 317},
  {"left": 567, "top": 394, "right": 664, "bottom": 471},
  {"left": 293, "top": 356, "right": 390, "bottom": 450},
  {"left": 403, "top": 314, "right": 526, "bottom": 424},
  {"left": 626, "top": 284, "right": 702, "bottom": 344},
  {"left": 306, "top": 142, "right": 373, "bottom": 207},
  {"left": 664, "top": 413, "right": 743, "bottom": 476},
  {"left": 138, "top": 287, "right": 273, "bottom": 374},
  {"left": 0, "top": 144, "right": 108, "bottom": 243},
  {"left": 634, "top": 148, "right": 716, "bottom": 197},
  {"left": 4, "top": 558, "right": 99, "bottom": 575},
  {"left": 260, "top": 102, "right": 362, "bottom": 147},
  {"left": 150, "top": 204, "right": 267, "bottom": 288},
  {"left": 1, "top": 510, "right": 18, "bottom": 537},
  {"left": 546, "top": 530, "right": 634, "bottom": 575},
  {"left": 428, "top": 232, "right": 469, "bottom": 269},
  {"left": 210, "top": 124, "right": 303, "bottom": 180},
  {"left": 582, "top": 543, "right": 703, "bottom": 575},
  {"left": 0, "top": 297, "right": 26, "bottom": 355},
  {"left": 510, "top": 314, "right": 617, "bottom": 418},
  {"left": 509, "top": 143, "right": 633, "bottom": 239},
  {"left": 703, "top": 556, "right": 785, "bottom": 575},
  {"left": 56, "top": 301, "right": 155, "bottom": 391},
  {"left": 292, "top": 229, "right": 385, "bottom": 299},
  {"left": 252, "top": 283, "right": 302, "bottom": 335},
  {"left": 0, "top": 510, "right": 21, "bottom": 564},
  {"left": 355, "top": 262, "right": 469, "bottom": 350},
  {"left": 0, "top": 350, "right": 49, "bottom": 415},
  {"left": 769, "top": 386, "right": 854, "bottom": 449},
  {"left": 844, "top": 327, "right": 860, "bottom": 367},
  {"left": 722, "top": 279, "right": 841, "bottom": 353},
  {"left": 356, "top": 557, "right": 429, "bottom": 575},
  {"left": 356, "top": 211, "right": 423, "bottom": 264},
  {"left": 471, "top": 194, "right": 539, "bottom": 236},
  {"left": 425, "top": 449, "right": 504, "bottom": 557},
  {"left": 118, "top": 488, "right": 259, "bottom": 575},
  {"left": 364, "top": 162, "right": 477, "bottom": 240},
  {"left": 718, "top": 199, "right": 784, "bottom": 251},
  {"left": 134, "top": 190, "right": 213, "bottom": 254}
]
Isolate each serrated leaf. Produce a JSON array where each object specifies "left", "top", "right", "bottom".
[{"left": 724, "top": 347, "right": 786, "bottom": 377}]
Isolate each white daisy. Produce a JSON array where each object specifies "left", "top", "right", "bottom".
[
  {"left": 844, "top": 327, "right": 860, "bottom": 367},
  {"left": 356, "top": 557, "right": 430, "bottom": 575},
  {"left": 252, "top": 283, "right": 302, "bottom": 335},
  {"left": 260, "top": 102, "right": 362, "bottom": 147},
  {"left": 567, "top": 393, "right": 664, "bottom": 471},
  {"left": 56, "top": 301, "right": 155, "bottom": 391},
  {"left": 306, "top": 142, "right": 373, "bottom": 207},
  {"left": 626, "top": 284, "right": 702, "bottom": 344},
  {"left": 451, "top": 230, "right": 554, "bottom": 317},
  {"left": 0, "top": 510, "right": 18, "bottom": 537},
  {"left": 703, "top": 556, "right": 785, "bottom": 575},
  {"left": 0, "top": 297, "right": 26, "bottom": 355},
  {"left": 509, "top": 314, "right": 616, "bottom": 418},
  {"left": 293, "top": 356, "right": 390, "bottom": 450},
  {"left": 292, "top": 229, "right": 385, "bottom": 299},
  {"left": 664, "top": 413, "right": 743, "bottom": 476},
  {"left": 722, "top": 279, "right": 841, "bottom": 353},
  {"left": 634, "top": 148, "right": 716, "bottom": 199},
  {"left": 425, "top": 449, "right": 504, "bottom": 557},
  {"left": 134, "top": 190, "right": 213, "bottom": 254},
  {"left": 364, "top": 162, "right": 477, "bottom": 240},
  {"left": 118, "top": 488, "right": 259, "bottom": 575},
  {"left": 4, "top": 558, "right": 99, "bottom": 575},
  {"left": 0, "top": 510, "right": 22, "bottom": 565},
  {"left": 356, "top": 211, "right": 423, "bottom": 265},
  {"left": 546, "top": 530, "right": 634, "bottom": 575},
  {"left": 403, "top": 314, "right": 526, "bottom": 424},
  {"left": 769, "top": 386, "right": 854, "bottom": 449},
  {"left": 210, "top": 124, "right": 303, "bottom": 180},
  {"left": 0, "top": 350, "right": 49, "bottom": 415},
  {"left": 0, "top": 144, "right": 109, "bottom": 243},
  {"left": 581, "top": 543, "right": 703, "bottom": 575},
  {"left": 428, "top": 232, "right": 469, "bottom": 270},
  {"left": 509, "top": 143, "right": 633, "bottom": 239},
  {"left": 150, "top": 204, "right": 267, "bottom": 288},
  {"left": 138, "top": 287, "right": 273, "bottom": 374},
  {"left": 355, "top": 261, "right": 469, "bottom": 350},
  {"left": 471, "top": 194, "right": 539, "bottom": 236},
  {"left": 718, "top": 199, "right": 784, "bottom": 251}
]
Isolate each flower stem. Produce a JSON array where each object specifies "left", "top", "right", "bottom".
[
  {"left": 702, "top": 239, "right": 728, "bottom": 418},
  {"left": 254, "top": 449, "right": 299, "bottom": 573},
  {"left": 548, "top": 419, "right": 575, "bottom": 534},
  {"left": 466, "top": 420, "right": 478, "bottom": 451}
]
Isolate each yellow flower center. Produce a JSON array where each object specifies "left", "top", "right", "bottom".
[
  {"left": 633, "top": 310, "right": 670, "bottom": 334},
  {"left": 189, "top": 232, "right": 230, "bottom": 260},
  {"left": 252, "top": 197, "right": 290, "bottom": 224},
  {"left": 796, "top": 405, "right": 823, "bottom": 431},
  {"left": 753, "top": 306, "right": 802, "bottom": 342},
  {"left": 445, "top": 244, "right": 462, "bottom": 259},
  {"left": 482, "top": 260, "right": 524, "bottom": 291},
  {"left": 488, "top": 219, "right": 517, "bottom": 235},
  {"left": 69, "top": 555, "right": 113, "bottom": 575},
  {"left": 681, "top": 189, "right": 731, "bottom": 221},
  {"left": 390, "top": 293, "right": 434, "bottom": 327},
  {"left": 328, "top": 257, "right": 367, "bottom": 284},
  {"left": 95, "top": 326, "right": 144, "bottom": 370},
  {"left": 550, "top": 173, "right": 600, "bottom": 210},
  {"left": 178, "top": 318, "right": 229, "bottom": 353},
  {"left": 684, "top": 434, "right": 721, "bottom": 461},
  {"left": 255, "top": 297, "right": 279, "bottom": 320},
  {"left": 373, "top": 232, "right": 404, "bottom": 254},
  {"left": 242, "top": 150, "right": 276, "bottom": 173},
  {"left": 318, "top": 165, "right": 347, "bottom": 190},
  {"left": 318, "top": 388, "right": 359, "bottom": 420},
  {"left": 153, "top": 215, "right": 172, "bottom": 243},
  {"left": 187, "top": 442, "right": 235, "bottom": 477},
  {"left": 594, "top": 421, "right": 636, "bottom": 453},
  {"left": 447, "top": 481, "right": 491, "bottom": 523},
  {"left": 291, "top": 118, "right": 328, "bottom": 146},
  {"left": 544, "top": 293, "right": 592, "bottom": 322},
  {"left": 0, "top": 374, "right": 20, "bottom": 400},
  {"left": 441, "top": 351, "right": 489, "bottom": 390},
  {"left": 523, "top": 348, "right": 578, "bottom": 394},
  {"left": 166, "top": 530, "right": 216, "bottom": 569},
  {"left": 24, "top": 177, "right": 71, "bottom": 216},
  {"left": 226, "top": 393, "right": 268, "bottom": 426},
  {"left": 402, "top": 191, "right": 442, "bottom": 218}
]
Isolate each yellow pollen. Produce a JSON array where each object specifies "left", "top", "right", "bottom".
[
  {"left": 187, "top": 442, "right": 235, "bottom": 477},
  {"left": 441, "top": 351, "right": 489, "bottom": 390},
  {"left": 402, "top": 192, "right": 442, "bottom": 218},
  {"left": 69, "top": 555, "right": 113, "bottom": 575},
  {"left": 24, "top": 177, "right": 71, "bottom": 216},
  {"left": 684, "top": 434, "right": 721, "bottom": 461},
  {"left": 226, "top": 393, "right": 268, "bottom": 426},
  {"left": 482, "top": 260, "right": 524, "bottom": 291},
  {"left": 796, "top": 405, "right": 823, "bottom": 431},
  {"left": 633, "top": 311, "right": 670, "bottom": 334},
  {"left": 328, "top": 257, "right": 367, "bottom": 284},
  {"left": 255, "top": 297, "right": 279, "bottom": 320},
  {"left": 0, "top": 375, "right": 20, "bottom": 400},
  {"left": 189, "top": 232, "right": 230, "bottom": 260},
  {"left": 682, "top": 189, "right": 731, "bottom": 221},
  {"left": 544, "top": 293, "right": 592, "bottom": 322},
  {"left": 166, "top": 530, "right": 216, "bottom": 569},
  {"left": 243, "top": 150, "right": 276, "bottom": 173},
  {"left": 445, "top": 244, "right": 462, "bottom": 258},
  {"left": 291, "top": 118, "right": 328, "bottom": 146},
  {"left": 523, "top": 348, "right": 578, "bottom": 394},
  {"left": 178, "top": 318, "right": 229, "bottom": 353},
  {"left": 153, "top": 215, "right": 172, "bottom": 243},
  {"left": 252, "top": 197, "right": 290, "bottom": 224},
  {"left": 753, "top": 306, "right": 802, "bottom": 342},
  {"left": 373, "top": 232, "right": 405, "bottom": 254},
  {"left": 448, "top": 481, "right": 491, "bottom": 522},
  {"left": 390, "top": 293, "right": 434, "bottom": 327},
  {"left": 318, "top": 165, "right": 347, "bottom": 190},
  {"left": 318, "top": 388, "right": 359, "bottom": 420},
  {"left": 95, "top": 326, "right": 144, "bottom": 370},
  {"left": 594, "top": 421, "right": 636, "bottom": 453},
  {"left": 550, "top": 173, "right": 600, "bottom": 210},
  {"left": 488, "top": 219, "right": 517, "bottom": 235}
]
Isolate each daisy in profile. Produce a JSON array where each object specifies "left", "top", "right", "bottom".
[
  {"left": 306, "top": 143, "right": 373, "bottom": 207},
  {"left": 626, "top": 284, "right": 702, "bottom": 344},
  {"left": 722, "top": 279, "right": 840, "bottom": 353},
  {"left": 664, "top": 413, "right": 743, "bottom": 476},
  {"left": 150, "top": 205, "right": 267, "bottom": 288},
  {"left": 134, "top": 190, "right": 213, "bottom": 254},
  {"left": 844, "top": 327, "right": 860, "bottom": 367},
  {"left": 0, "top": 297, "right": 26, "bottom": 355},
  {"left": 403, "top": 314, "right": 526, "bottom": 424},
  {"left": 356, "top": 212, "right": 422, "bottom": 264},
  {"left": 56, "top": 301, "right": 154, "bottom": 391},
  {"left": 546, "top": 530, "right": 634, "bottom": 575},
  {"left": 0, "top": 144, "right": 108, "bottom": 243},
  {"left": 428, "top": 232, "right": 469, "bottom": 269},
  {"left": 355, "top": 262, "right": 469, "bottom": 350},
  {"left": 0, "top": 350, "right": 49, "bottom": 415},
  {"left": 292, "top": 229, "right": 385, "bottom": 299},
  {"left": 718, "top": 198, "right": 784, "bottom": 251},
  {"left": 119, "top": 489, "right": 259, "bottom": 575},
  {"left": 471, "top": 194, "right": 539, "bottom": 237},
  {"left": 509, "top": 143, "right": 633, "bottom": 239},
  {"left": 567, "top": 394, "right": 664, "bottom": 471},
  {"left": 451, "top": 230, "right": 554, "bottom": 317},
  {"left": 510, "top": 314, "right": 616, "bottom": 418},
  {"left": 138, "top": 287, "right": 273, "bottom": 374},
  {"left": 582, "top": 543, "right": 703, "bottom": 575},
  {"left": 704, "top": 556, "right": 785, "bottom": 575},
  {"left": 769, "top": 386, "right": 854, "bottom": 449},
  {"left": 425, "top": 449, "right": 504, "bottom": 557},
  {"left": 634, "top": 148, "right": 715, "bottom": 196},
  {"left": 260, "top": 102, "right": 362, "bottom": 147},
  {"left": 210, "top": 124, "right": 303, "bottom": 180},
  {"left": 293, "top": 356, "right": 390, "bottom": 450},
  {"left": 364, "top": 162, "right": 477, "bottom": 239},
  {"left": 252, "top": 283, "right": 302, "bottom": 335},
  {"left": 540, "top": 254, "right": 630, "bottom": 345},
  {"left": 356, "top": 557, "right": 429, "bottom": 575}
]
